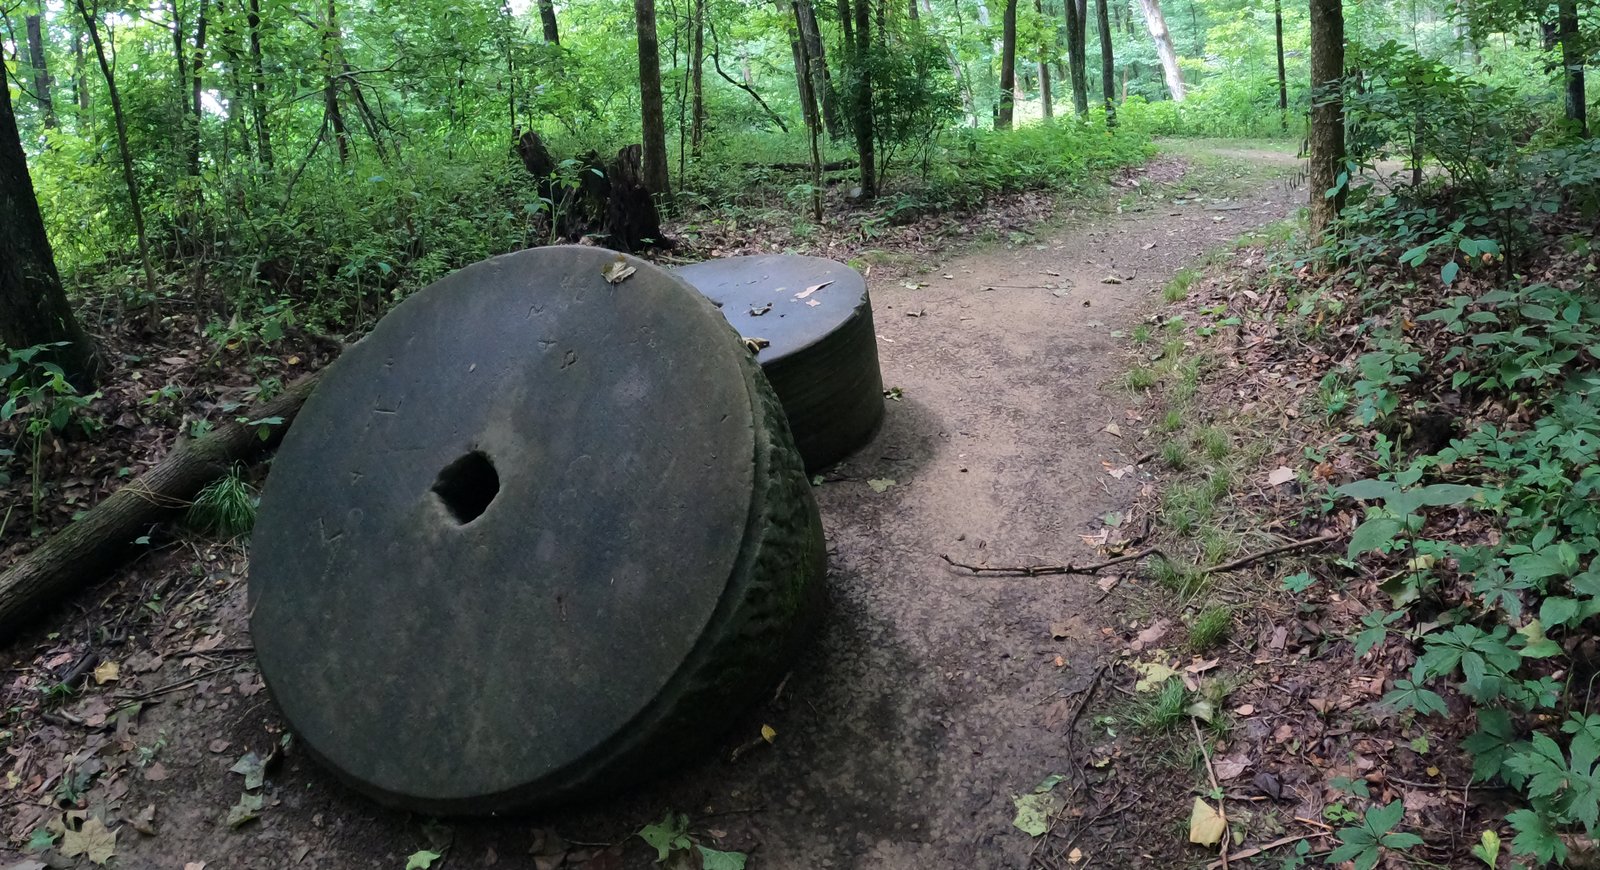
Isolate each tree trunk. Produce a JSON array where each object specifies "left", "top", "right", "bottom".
[
  {"left": 0, "top": 374, "right": 320, "bottom": 641},
  {"left": 26, "top": 16, "right": 58, "bottom": 130},
  {"left": 998, "top": 0, "right": 1017, "bottom": 128},
  {"left": 538, "top": 0, "right": 560, "bottom": 44},
  {"left": 76, "top": 0, "right": 157, "bottom": 301},
  {"left": 783, "top": 9, "right": 817, "bottom": 131},
  {"left": 1096, "top": 0, "right": 1115, "bottom": 126},
  {"left": 72, "top": 25, "right": 90, "bottom": 114},
  {"left": 1136, "top": 0, "right": 1184, "bottom": 101},
  {"left": 796, "top": 0, "right": 842, "bottom": 139},
  {"left": 908, "top": 0, "right": 918, "bottom": 19},
  {"left": 1559, "top": 0, "right": 1587, "bottom": 138},
  {"left": 322, "top": 0, "right": 351, "bottom": 164},
  {"left": 793, "top": 0, "right": 825, "bottom": 220},
  {"left": 690, "top": 0, "right": 706, "bottom": 154},
  {"left": 851, "top": 0, "right": 876, "bottom": 197},
  {"left": 1308, "top": 0, "right": 1344, "bottom": 244},
  {"left": 247, "top": 0, "right": 273, "bottom": 167},
  {"left": 634, "top": 0, "right": 671, "bottom": 197},
  {"left": 1067, "top": 0, "right": 1089, "bottom": 113},
  {"left": 1275, "top": 0, "right": 1288, "bottom": 130},
  {"left": 189, "top": 2, "right": 208, "bottom": 175},
  {"left": 1036, "top": 0, "right": 1052, "bottom": 119},
  {"left": 0, "top": 77, "right": 100, "bottom": 386}
]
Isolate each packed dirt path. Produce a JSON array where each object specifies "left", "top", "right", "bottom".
[{"left": 3, "top": 147, "right": 1301, "bottom": 870}]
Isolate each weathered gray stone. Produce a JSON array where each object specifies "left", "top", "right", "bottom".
[
  {"left": 250, "top": 246, "right": 825, "bottom": 815},
  {"left": 677, "top": 255, "right": 885, "bottom": 471}
]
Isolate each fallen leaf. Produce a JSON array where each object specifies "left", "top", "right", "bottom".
[
  {"left": 92, "top": 661, "right": 120, "bottom": 685},
  {"left": 1253, "top": 771, "right": 1283, "bottom": 801},
  {"left": 1135, "top": 620, "right": 1171, "bottom": 647},
  {"left": 1067, "top": 847, "right": 1084, "bottom": 864},
  {"left": 1106, "top": 464, "right": 1136, "bottom": 479},
  {"left": 226, "top": 792, "right": 264, "bottom": 828},
  {"left": 1102, "top": 423, "right": 1122, "bottom": 438},
  {"left": 867, "top": 478, "right": 896, "bottom": 493},
  {"left": 1213, "top": 754, "right": 1249, "bottom": 780},
  {"left": 1267, "top": 466, "right": 1296, "bottom": 487},
  {"left": 144, "top": 762, "right": 169, "bottom": 782},
  {"left": 130, "top": 804, "right": 157, "bottom": 836},
  {"left": 229, "top": 752, "right": 266, "bottom": 790},
  {"left": 1011, "top": 776, "right": 1066, "bottom": 836},
  {"left": 1096, "top": 575, "right": 1120, "bottom": 593},
  {"left": 1185, "top": 699, "right": 1215, "bottom": 721},
  {"left": 795, "top": 281, "right": 833, "bottom": 299},
  {"left": 602, "top": 261, "right": 636, "bottom": 284},
  {"left": 1132, "top": 659, "right": 1179, "bottom": 691},
  {"left": 1188, "top": 797, "right": 1227, "bottom": 846},
  {"left": 183, "top": 863, "right": 207, "bottom": 870},
  {"left": 60, "top": 818, "right": 117, "bottom": 865},
  {"left": 698, "top": 846, "right": 747, "bottom": 870},
  {"left": 208, "top": 739, "right": 230, "bottom": 754},
  {"left": 1233, "top": 704, "right": 1255, "bottom": 716},
  {"left": 742, "top": 337, "right": 770, "bottom": 354},
  {"left": 748, "top": 303, "right": 772, "bottom": 316},
  {"left": 760, "top": 725, "right": 776, "bottom": 743},
  {"left": 406, "top": 851, "right": 442, "bottom": 870},
  {"left": 1100, "top": 274, "right": 1124, "bottom": 285}
]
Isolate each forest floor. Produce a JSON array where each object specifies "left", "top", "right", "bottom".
[{"left": 0, "top": 142, "right": 1306, "bottom": 870}]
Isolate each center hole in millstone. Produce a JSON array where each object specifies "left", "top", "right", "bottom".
[{"left": 431, "top": 450, "right": 499, "bottom": 524}]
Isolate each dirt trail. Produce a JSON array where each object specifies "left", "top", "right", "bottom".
[{"left": 4, "top": 148, "right": 1301, "bottom": 870}]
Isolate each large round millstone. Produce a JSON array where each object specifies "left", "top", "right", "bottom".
[
  {"left": 676, "top": 255, "right": 885, "bottom": 471},
  {"left": 248, "top": 246, "right": 826, "bottom": 815}
]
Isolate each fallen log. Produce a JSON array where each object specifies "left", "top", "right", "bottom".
[{"left": 0, "top": 372, "right": 322, "bottom": 643}]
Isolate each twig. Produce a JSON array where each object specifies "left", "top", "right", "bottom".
[
  {"left": 940, "top": 547, "right": 1164, "bottom": 577},
  {"left": 1205, "top": 833, "right": 1317, "bottom": 869},
  {"left": 1193, "top": 717, "right": 1229, "bottom": 870},
  {"left": 1065, "top": 664, "right": 1109, "bottom": 738},
  {"left": 1200, "top": 533, "right": 1340, "bottom": 575},
  {"left": 113, "top": 664, "right": 236, "bottom": 702}
]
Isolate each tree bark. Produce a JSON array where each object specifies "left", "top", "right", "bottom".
[
  {"left": 72, "top": 25, "right": 90, "bottom": 113},
  {"left": 0, "top": 75, "right": 100, "bottom": 385},
  {"left": 247, "top": 0, "right": 273, "bottom": 167},
  {"left": 796, "top": 0, "right": 842, "bottom": 139},
  {"left": 1066, "top": 0, "right": 1089, "bottom": 113},
  {"left": 1096, "top": 0, "right": 1115, "bottom": 126},
  {"left": 851, "top": 0, "right": 876, "bottom": 197},
  {"left": 1275, "top": 0, "right": 1288, "bottom": 130},
  {"left": 634, "top": 0, "right": 671, "bottom": 197},
  {"left": 1035, "top": 0, "right": 1052, "bottom": 119},
  {"left": 1559, "top": 0, "right": 1587, "bottom": 138},
  {"left": 26, "top": 16, "right": 58, "bottom": 130},
  {"left": 1308, "top": 0, "right": 1344, "bottom": 244},
  {"left": 538, "top": 0, "right": 560, "bottom": 44},
  {"left": 189, "top": 1, "right": 208, "bottom": 176},
  {"left": 322, "top": 0, "right": 351, "bottom": 164},
  {"left": 793, "top": 0, "right": 825, "bottom": 220},
  {"left": 76, "top": 0, "right": 157, "bottom": 301},
  {"left": 1136, "top": 0, "right": 1184, "bottom": 101},
  {"left": 998, "top": 0, "right": 1017, "bottom": 128},
  {"left": 0, "top": 374, "right": 321, "bottom": 642},
  {"left": 690, "top": 0, "right": 706, "bottom": 154}
]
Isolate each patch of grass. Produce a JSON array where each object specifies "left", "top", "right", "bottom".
[
  {"left": 1197, "top": 426, "right": 1231, "bottom": 461},
  {"left": 1158, "top": 408, "right": 1185, "bottom": 433},
  {"left": 1163, "top": 268, "right": 1200, "bottom": 303},
  {"left": 1170, "top": 359, "right": 1203, "bottom": 403},
  {"left": 187, "top": 467, "right": 258, "bottom": 539},
  {"left": 1150, "top": 556, "right": 1209, "bottom": 598},
  {"left": 1125, "top": 366, "right": 1159, "bottom": 391},
  {"left": 1133, "top": 678, "right": 1190, "bottom": 733},
  {"left": 1189, "top": 607, "right": 1233, "bottom": 651},
  {"left": 1161, "top": 441, "right": 1191, "bottom": 471},
  {"left": 1131, "top": 324, "right": 1153, "bottom": 344},
  {"left": 1161, "top": 338, "right": 1187, "bottom": 362},
  {"left": 1198, "top": 526, "right": 1240, "bottom": 566}
]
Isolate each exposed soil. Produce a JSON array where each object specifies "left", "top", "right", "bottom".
[{"left": 1, "top": 145, "right": 1302, "bottom": 870}]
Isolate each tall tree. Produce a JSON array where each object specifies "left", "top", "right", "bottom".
[
  {"left": 26, "top": 15, "right": 58, "bottom": 130},
  {"left": 538, "top": 0, "right": 560, "bottom": 44},
  {"left": 1036, "top": 0, "right": 1052, "bottom": 119},
  {"left": 1137, "top": 0, "right": 1184, "bottom": 101},
  {"left": 321, "top": 0, "right": 351, "bottom": 164},
  {"left": 850, "top": 0, "right": 875, "bottom": 196},
  {"left": 76, "top": 0, "right": 157, "bottom": 300},
  {"left": 1095, "top": 0, "right": 1115, "bottom": 125},
  {"left": 246, "top": 0, "right": 272, "bottom": 167},
  {"left": 635, "top": 0, "right": 671, "bottom": 196},
  {"left": 0, "top": 77, "right": 100, "bottom": 384},
  {"left": 1308, "top": 0, "right": 1344, "bottom": 243},
  {"left": 1063, "top": 0, "right": 1088, "bottom": 114},
  {"left": 998, "top": 0, "right": 1018, "bottom": 128},
  {"left": 1274, "top": 0, "right": 1288, "bottom": 130},
  {"left": 795, "top": 0, "right": 842, "bottom": 138},
  {"left": 1558, "top": 0, "right": 1587, "bottom": 137},
  {"left": 690, "top": 0, "right": 706, "bottom": 154}
]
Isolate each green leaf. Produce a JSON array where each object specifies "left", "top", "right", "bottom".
[
  {"left": 638, "top": 813, "right": 692, "bottom": 862},
  {"left": 1508, "top": 808, "right": 1566, "bottom": 864},
  {"left": 1471, "top": 829, "right": 1501, "bottom": 867},
  {"left": 697, "top": 846, "right": 748, "bottom": 870},
  {"left": 1336, "top": 479, "right": 1401, "bottom": 501},
  {"left": 1281, "top": 571, "right": 1316, "bottom": 593},
  {"left": 1441, "top": 261, "right": 1460, "bottom": 285},
  {"left": 405, "top": 851, "right": 442, "bottom": 870},
  {"left": 1348, "top": 517, "right": 1404, "bottom": 559}
]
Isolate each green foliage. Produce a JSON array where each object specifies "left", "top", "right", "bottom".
[
  {"left": 637, "top": 812, "right": 746, "bottom": 868},
  {"left": 1327, "top": 801, "right": 1423, "bottom": 870},
  {"left": 1188, "top": 606, "right": 1232, "bottom": 651},
  {"left": 187, "top": 467, "right": 259, "bottom": 539}
]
